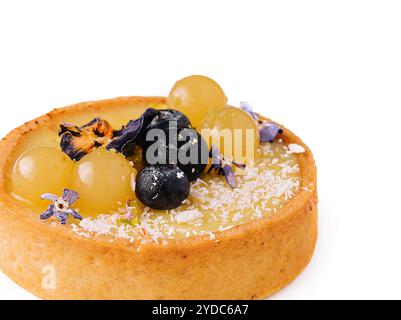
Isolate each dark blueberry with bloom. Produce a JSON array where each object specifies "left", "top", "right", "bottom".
[
  {"left": 59, "top": 118, "right": 114, "bottom": 161},
  {"left": 240, "top": 101, "right": 283, "bottom": 143},
  {"left": 137, "top": 109, "right": 192, "bottom": 152},
  {"left": 208, "top": 145, "right": 246, "bottom": 188},
  {"left": 142, "top": 128, "right": 208, "bottom": 181},
  {"left": 135, "top": 165, "right": 190, "bottom": 210},
  {"left": 174, "top": 130, "right": 208, "bottom": 181},
  {"left": 146, "top": 109, "right": 192, "bottom": 133},
  {"left": 40, "top": 188, "right": 82, "bottom": 225}
]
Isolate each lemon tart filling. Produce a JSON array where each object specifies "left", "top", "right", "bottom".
[
  {"left": 5, "top": 112, "right": 303, "bottom": 243},
  {"left": 4, "top": 75, "right": 306, "bottom": 244},
  {"left": 74, "top": 140, "right": 302, "bottom": 243},
  {"left": 0, "top": 75, "right": 318, "bottom": 301}
]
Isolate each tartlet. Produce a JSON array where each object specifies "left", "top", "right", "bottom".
[{"left": 0, "top": 96, "right": 317, "bottom": 300}]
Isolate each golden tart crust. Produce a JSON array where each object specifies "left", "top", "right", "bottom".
[{"left": 0, "top": 97, "right": 317, "bottom": 300}]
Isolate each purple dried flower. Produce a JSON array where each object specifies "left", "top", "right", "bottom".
[
  {"left": 207, "top": 145, "right": 245, "bottom": 188},
  {"left": 40, "top": 188, "right": 82, "bottom": 225},
  {"left": 240, "top": 101, "right": 259, "bottom": 120},
  {"left": 259, "top": 123, "right": 283, "bottom": 143},
  {"left": 240, "top": 101, "right": 283, "bottom": 143},
  {"left": 107, "top": 108, "right": 159, "bottom": 156},
  {"left": 222, "top": 166, "right": 236, "bottom": 189},
  {"left": 59, "top": 118, "right": 114, "bottom": 161},
  {"left": 209, "top": 145, "right": 222, "bottom": 169}
]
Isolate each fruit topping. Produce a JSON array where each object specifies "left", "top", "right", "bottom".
[
  {"left": 142, "top": 128, "right": 208, "bottom": 181},
  {"left": 71, "top": 148, "right": 136, "bottom": 215},
  {"left": 167, "top": 75, "right": 227, "bottom": 128},
  {"left": 208, "top": 145, "right": 245, "bottom": 188},
  {"left": 40, "top": 188, "right": 82, "bottom": 224},
  {"left": 135, "top": 165, "right": 190, "bottom": 210},
  {"left": 240, "top": 101, "right": 283, "bottom": 143},
  {"left": 107, "top": 108, "right": 159, "bottom": 156},
  {"left": 146, "top": 109, "right": 192, "bottom": 133},
  {"left": 11, "top": 147, "right": 74, "bottom": 204},
  {"left": 59, "top": 118, "right": 114, "bottom": 161},
  {"left": 197, "top": 106, "right": 260, "bottom": 164},
  {"left": 173, "top": 130, "right": 209, "bottom": 181}
]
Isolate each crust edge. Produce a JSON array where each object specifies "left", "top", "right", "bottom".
[{"left": 0, "top": 96, "right": 317, "bottom": 299}]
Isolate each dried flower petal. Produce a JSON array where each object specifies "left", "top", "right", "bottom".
[
  {"left": 62, "top": 188, "right": 79, "bottom": 206},
  {"left": 223, "top": 165, "right": 237, "bottom": 188},
  {"left": 107, "top": 108, "right": 159, "bottom": 156},
  {"left": 209, "top": 144, "right": 222, "bottom": 168},
  {"left": 232, "top": 160, "right": 246, "bottom": 170},
  {"left": 59, "top": 118, "right": 114, "bottom": 161},
  {"left": 60, "top": 131, "right": 94, "bottom": 161},
  {"left": 240, "top": 101, "right": 283, "bottom": 143},
  {"left": 207, "top": 145, "right": 245, "bottom": 188},
  {"left": 40, "top": 204, "right": 55, "bottom": 220},
  {"left": 240, "top": 101, "right": 259, "bottom": 120},
  {"left": 66, "top": 208, "right": 83, "bottom": 220},
  {"left": 40, "top": 188, "right": 82, "bottom": 224},
  {"left": 259, "top": 123, "right": 283, "bottom": 143},
  {"left": 40, "top": 193, "right": 59, "bottom": 202}
]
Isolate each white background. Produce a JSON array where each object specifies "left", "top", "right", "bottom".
[{"left": 0, "top": 0, "right": 400, "bottom": 300}]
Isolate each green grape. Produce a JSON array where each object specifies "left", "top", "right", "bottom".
[
  {"left": 167, "top": 75, "right": 227, "bottom": 128},
  {"left": 72, "top": 148, "right": 136, "bottom": 215},
  {"left": 197, "top": 107, "right": 260, "bottom": 164},
  {"left": 11, "top": 147, "right": 74, "bottom": 203}
]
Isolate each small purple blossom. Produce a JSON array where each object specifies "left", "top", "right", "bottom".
[
  {"left": 208, "top": 145, "right": 245, "bottom": 188},
  {"left": 40, "top": 188, "right": 82, "bottom": 225},
  {"left": 259, "top": 122, "right": 283, "bottom": 143},
  {"left": 240, "top": 101, "right": 259, "bottom": 120},
  {"left": 240, "top": 101, "right": 283, "bottom": 143}
]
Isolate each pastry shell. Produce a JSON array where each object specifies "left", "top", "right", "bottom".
[{"left": 0, "top": 97, "right": 317, "bottom": 299}]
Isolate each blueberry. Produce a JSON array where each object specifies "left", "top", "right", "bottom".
[
  {"left": 135, "top": 165, "right": 190, "bottom": 210},
  {"left": 136, "top": 109, "right": 191, "bottom": 149},
  {"left": 146, "top": 109, "right": 191, "bottom": 133},
  {"left": 142, "top": 128, "right": 208, "bottom": 181}
]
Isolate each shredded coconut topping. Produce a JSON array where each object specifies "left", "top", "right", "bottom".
[
  {"left": 288, "top": 143, "right": 305, "bottom": 154},
  {"left": 174, "top": 210, "right": 204, "bottom": 224},
  {"left": 71, "top": 142, "right": 303, "bottom": 246}
]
